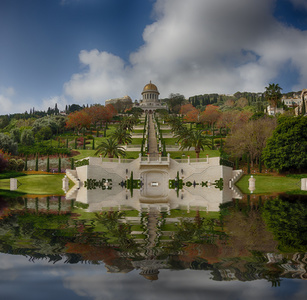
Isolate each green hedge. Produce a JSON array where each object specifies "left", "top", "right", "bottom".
[{"left": 18, "top": 144, "right": 70, "bottom": 156}]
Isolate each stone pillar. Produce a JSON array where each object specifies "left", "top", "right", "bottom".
[
  {"left": 10, "top": 178, "right": 18, "bottom": 191},
  {"left": 301, "top": 178, "right": 307, "bottom": 191},
  {"left": 187, "top": 155, "right": 190, "bottom": 164},
  {"left": 248, "top": 175, "right": 256, "bottom": 193},
  {"left": 118, "top": 156, "right": 121, "bottom": 163}
]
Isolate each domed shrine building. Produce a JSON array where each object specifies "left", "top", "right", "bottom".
[{"left": 136, "top": 81, "right": 167, "bottom": 113}]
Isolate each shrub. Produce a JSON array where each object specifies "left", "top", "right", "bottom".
[
  {"left": 0, "top": 153, "right": 8, "bottom": 172},
  {"left": 18, "top": 144, "right": 70, "bottom": 156},
  {"left": 36, "top": 126, "right": 53, "bottom": 141},
  {"left": 20, "top": 129, "right": 35, "bottom": 146},
  {"left": 10, "top": 128, "right": 21, "bottom": 143},
  {"left": 0, "top": 133, "right": 18, "bottom": 155},
  {"left": 8, "top": 158, "right": 25, "bottom": 171}
]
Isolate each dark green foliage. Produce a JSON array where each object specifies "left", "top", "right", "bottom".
[
  {"left": 262, "top": 195, "right": 307, "bottom": 252},
  {"left": 0, "top": 171, "right": 26, "bottom": 179},
  {"left": 75, "top": 159, "right": 89, "bottom": 167},
  {"left": 0, "top": 133, "right": 18, "bottom": 155},
  {"left": 36, "top": 126, "right": 53, "bottom": 141},
  {"left": 262, "top": 116, "right": 307, "bottom": 172},
  {"left": 20, "top": 129, "right": 35, "bottom": 146},
  {"left": 18, "top": 144, "right": 70, "bottom": 156},
  {"left": 10, "top": 128, "right": 21, "bottom": 143},
  {"left": 71, "top": 158, "right": 74, "bottom": 170}
]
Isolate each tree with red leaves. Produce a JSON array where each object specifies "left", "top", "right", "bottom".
[{"left": 66, "top": 110, "right": 91, "bottom": 134}]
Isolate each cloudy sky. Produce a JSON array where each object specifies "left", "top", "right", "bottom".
[{"left": 1, "top": 0, "right": 307, "bottom": 114}]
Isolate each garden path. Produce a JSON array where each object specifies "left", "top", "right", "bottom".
[{"left": 147, "top": 114, "right": 159, "bottom": 158}]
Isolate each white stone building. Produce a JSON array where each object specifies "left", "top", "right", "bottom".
[{"left": 136, "top": 81, "right": 167, "bottom": 113}]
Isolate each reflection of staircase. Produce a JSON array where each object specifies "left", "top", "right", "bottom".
[
  {"left": 232, "top": 170, "right": 243, "bottom": 183},
  {"left": 230, "top": 170, "right": 243, "bottom": 199},
  {"left": 147, "top": 207, "right": 159, "bottom": 248},
  {"left": 65, "top": 169, "right": 80, "bottom": 199}
]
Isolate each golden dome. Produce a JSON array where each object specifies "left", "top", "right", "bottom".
[{"left": 142, "top": 81, "right": 159, "bottom": 94}]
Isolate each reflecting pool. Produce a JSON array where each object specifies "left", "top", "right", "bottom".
[{"left": 0, "top": 192, "right": 306, "bottom": 300}]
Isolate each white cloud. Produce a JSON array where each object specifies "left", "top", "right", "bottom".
[
  {"left": 41, "top": 95, "right": 68, "bottom": 112},
  {"left": 290, "top": 0, "right": 307, "bottom": 10},
  {"left": 64, "top": 0, "right": 307, "bottom": 102},
  {"left": 0, "top": 94, "right": 14, "bottom": 114},
  {"left": 0, "top": 87, "right": 16, "bottom": 114}
]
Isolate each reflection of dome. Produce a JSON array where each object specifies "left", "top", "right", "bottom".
[
  {"left": 142, "top": 81, "right": 159, "bottom": 94},
  {"left": 139, "top": 269, "right": 159, "bottom": 281}
]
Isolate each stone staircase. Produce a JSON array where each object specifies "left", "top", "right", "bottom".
[
  {"left": 65, "top": 169, "right": 80, "bottom": 199},
  {"left": 229, "top": 169, "right": 244, "bottom": 199}
]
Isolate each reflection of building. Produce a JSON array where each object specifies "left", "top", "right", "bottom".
[
  {"left": 65, "top": 155, "right": 243, "bottom": 213},
  {"left": 136, "top": 81, "right": 167, "bottom": 113}
]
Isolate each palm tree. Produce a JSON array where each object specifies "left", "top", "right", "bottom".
[
  {"left": 168, "top": 115, "right": 184, "bottom": 133},
  {"left": 95, "top": 138, "right": 126, "bottom": 158},
  {"left": 175, "top": 128, "right": 211, "bottom": 158},
  {"left": 265, "top": 83, "right": 282, "bottom": 108},
  {"left": 120, "top": 115, "right": 137, "bottom": 131},
  {"left": 111, "top": 127, "right": 132, "bottom": 145}
]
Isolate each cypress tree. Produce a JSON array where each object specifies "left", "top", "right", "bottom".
[
  {"left": 83, "top": 138, "right": 86, "bottom": 150},
  {"left": 35, "top": 154, "right": 38, "bottom": 171},
  {"left": 25, "top": 156, "right": 28, "bottom": 171},
  {"left": 259, "top": 156, "right": 262, "bottom": 173},
  {"left": 92, "top": 138, "right": 95, "bottom": 150},
  {"left": 66, "top": 138, "right": 68, "bottom": 148},
  {"left": 74, "top": 137, "right": 77, "bottom": 149},
  {"left": 46, "top": 156, "right": 50, "bottom": 173},
  {"left": 58, "top": 156, "right": 61, "bottom": 173},
  {"left": 71, "top": 158, "right": 74, "bottom": 170},
  {"left": 247, "top": 154, "right": 250, "bottom": 174}
]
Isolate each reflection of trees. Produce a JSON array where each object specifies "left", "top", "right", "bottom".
[
  {"left": 261, "top": 195, "right": 307, "bottom": 252},
  {"left": 94, "top": 211, "right": 141, "bottom": 255},
  {"left": 164, "top": 215, "right": 228, "bottom": 256},
  {"left": 0, "top": 201, "right": 306, "bottom": 283}
]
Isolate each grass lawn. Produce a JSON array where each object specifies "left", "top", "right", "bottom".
[
  {"left": 132, "top": 129, "right": 145, "bottom": 133},
  {"left": 163, "top": 138, "right": 178, "bottom": 145},
  {"left": 0, "top": 174, "right": 66, "bottom": 195},
  {"left": 73, "top": 149, "right": 98, "bottom": 160},
  {"left": 236, "top": 174, "right": 301, "bottom": 194},
  {"left": 130, "top": 138, "right": 143, "bottom": 145}
]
